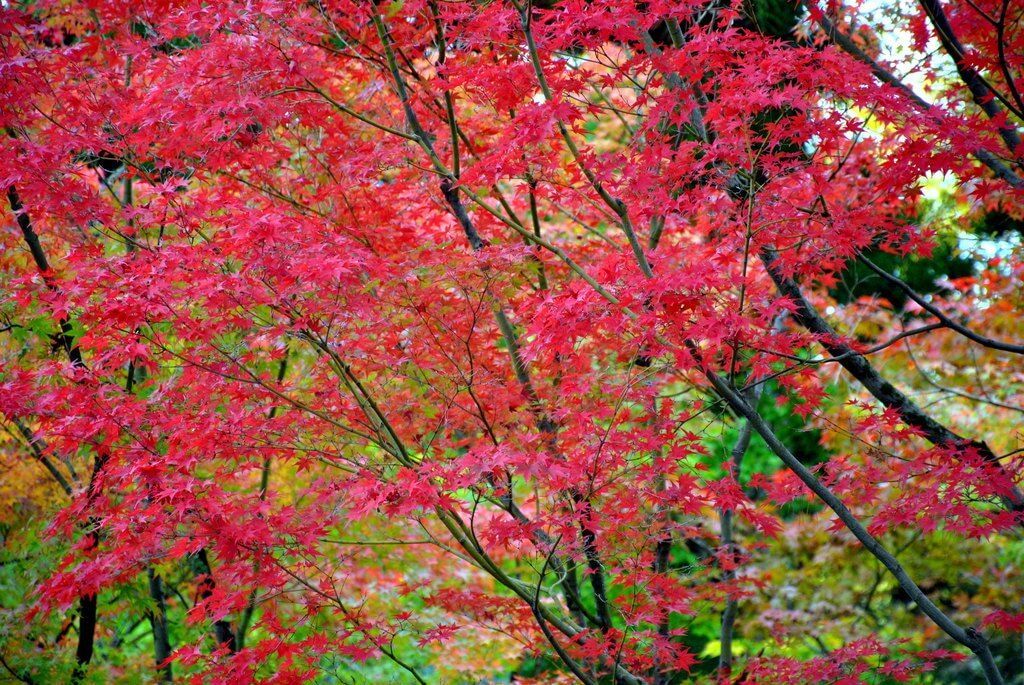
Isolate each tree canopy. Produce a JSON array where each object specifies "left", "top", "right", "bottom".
[{"left": 1, "top": 0, "right": 1023, "bottom": 683}]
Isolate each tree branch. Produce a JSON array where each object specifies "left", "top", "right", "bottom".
[
  {"left": 857, "top": 255, "right": 1024, "bottom": 354},
  {"left": 760, "top": 249, "right": 1024, "bottom": 515},
  {"left": 816, "top": 14, "right": 1023, "bottom": 188},
  {"left": 919, "top": 0, "right": 1024, "bottom": 154},
  {"left": 704, "top": 369, "right": 1007, "bottom": 685}
]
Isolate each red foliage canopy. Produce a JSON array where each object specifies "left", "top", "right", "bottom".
[{"left": 1, "top": 0, "right": 1022, "bottom": 683}]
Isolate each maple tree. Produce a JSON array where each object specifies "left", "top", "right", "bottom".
[{"left": 1, "top": 0, "right": 1023, "bottom": 682}]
